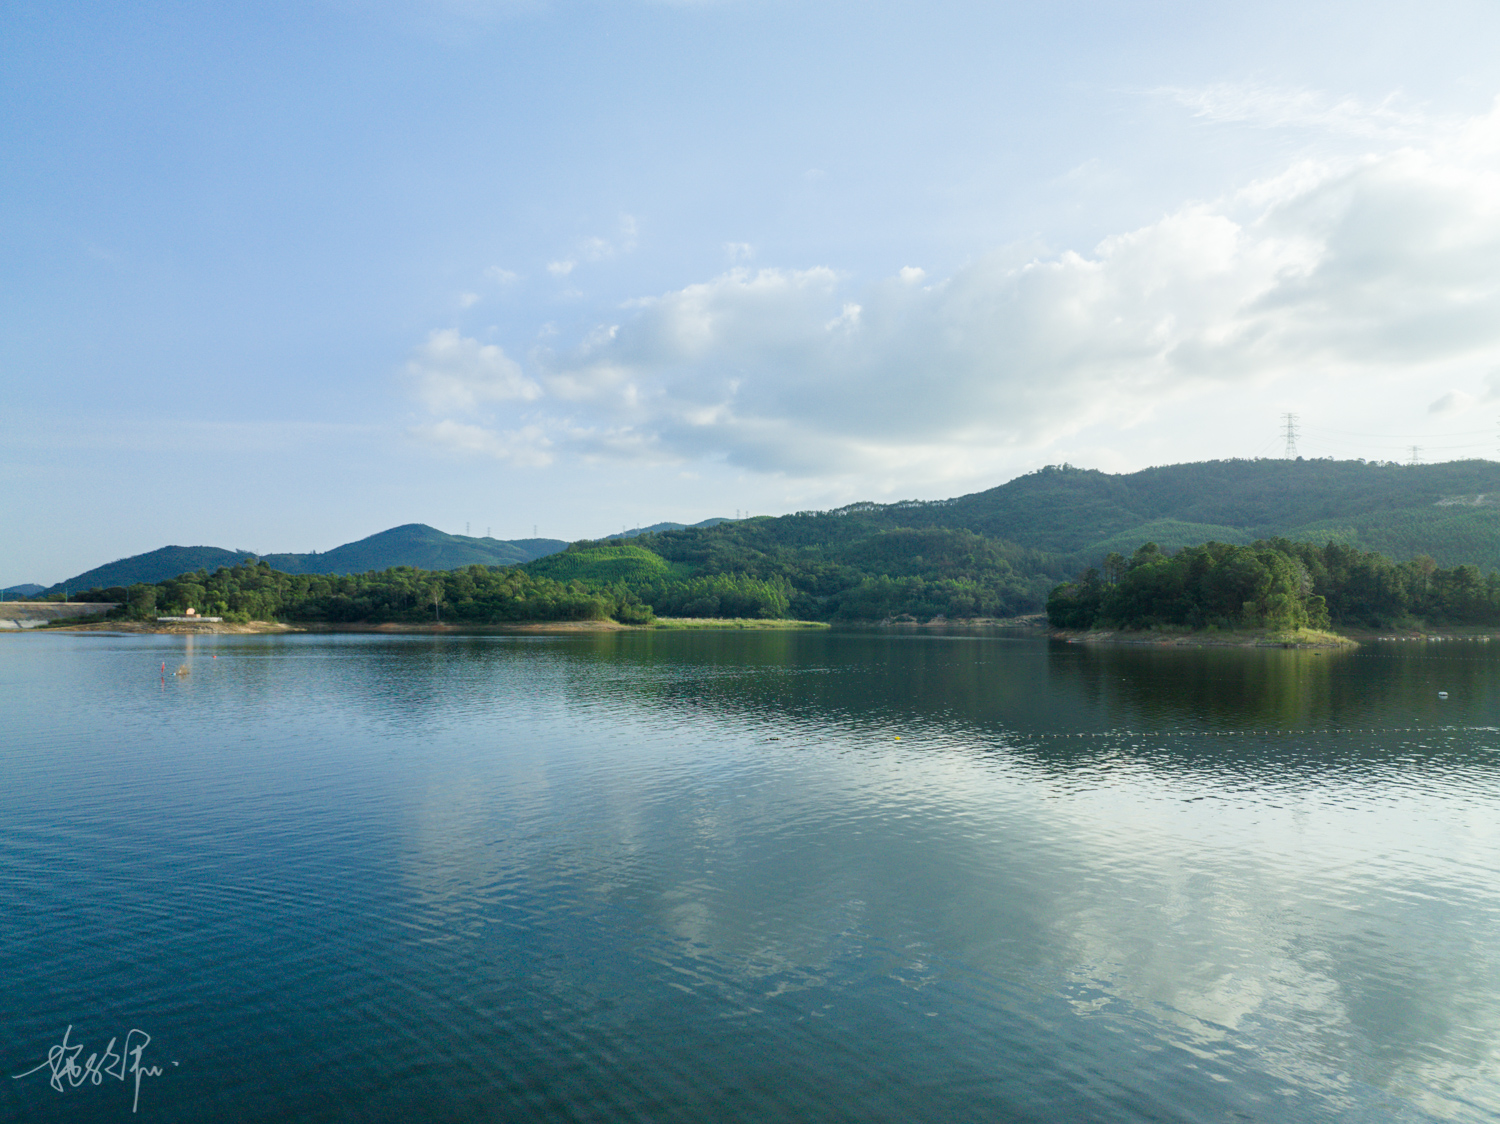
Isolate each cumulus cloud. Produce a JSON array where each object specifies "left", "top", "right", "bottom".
[
  {"left": 409, "top": 98, "right": 1500, "bottom": 483},
  {"left": 407, "top": 329, "right": 540, "bottom": 412}
]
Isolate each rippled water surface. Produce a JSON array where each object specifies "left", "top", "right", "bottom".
[{"left": 3, "top": 629, "right": 1499, "bottom": 1122}]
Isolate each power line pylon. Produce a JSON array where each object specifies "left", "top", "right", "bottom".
[
  {"left": 1281, "top": 412, "right": 1299, "bottom": 458},
  {"left": 1409, "top": 445, "right": 1422, "bottom": 466}
]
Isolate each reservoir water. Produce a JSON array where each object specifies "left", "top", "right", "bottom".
[{"left": 3, "top": 629, "right": 1498, "bottom": 1122}]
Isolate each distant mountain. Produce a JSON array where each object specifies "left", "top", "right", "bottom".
[
  {"left": 2, "top": 583, "right": 46, "bottom": 598},
  {"left": 46, "top": 546, "right": 255, "bottom": 596},
  {"left": 257, "top": 525, "right": 566, "bottom": 576},
  {"left": 605, "top": 518, "right": 728, "bottom": 539},
  {"left": 45, "top": 525, "right": 568, "bottom": 596}
]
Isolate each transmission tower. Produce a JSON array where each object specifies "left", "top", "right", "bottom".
[
  {"left": 1281, "top": 412, "right": 1299, "bottom": 458},
  {"left": 1409, "top": 445, "right": 1422, "bottom": 466}
]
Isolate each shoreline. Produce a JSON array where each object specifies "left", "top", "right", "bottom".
[
  {"left": 1051, "top": 624, "right": 1500, "bottom": 648},
  {"left": 27, "top": 615, "right": 1498, "bottom": 645},
  {"left": 31, "top": 617, "right": 830, "bottom": 636}
]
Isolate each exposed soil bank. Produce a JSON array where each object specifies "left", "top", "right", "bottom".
[
  {"left": 1050, "top": 626, "right": 1358, "bottom": 649},
  {"left": 313, "top": 619, "right": 827, "bottom": 633},
  {"left": 36, "top": 617, "right": 831, "bottom": 636},
  {"left": 39, "top": 619, "right": 301, "bottom": 635},
  {"left": 1334, "top": 626, "right": 1500, "bottom": 643},
  {"left": 873, "top": 613, "right": 1048, "bottom": 630},
  {"left": 650, "top": 618, "right": 829, "bottom": 630}
]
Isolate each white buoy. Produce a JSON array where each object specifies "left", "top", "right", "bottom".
[{"left": 1438, "top": 691, "right": 1449, "bottom": 699}]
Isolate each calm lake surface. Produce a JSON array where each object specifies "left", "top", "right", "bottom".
[{"left": 3, "top": 629, "right": 1499, "bottom": 1122}]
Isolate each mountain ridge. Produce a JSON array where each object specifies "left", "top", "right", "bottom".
[
  {"left": 40, "top": 525, "right": 569, "bottom": 596},
  {"left": 749, "top": 457, "right": 1500, "bottom": 569},
  {"left": 33, "top": 458, "right": 1500, "bottom": 600}
]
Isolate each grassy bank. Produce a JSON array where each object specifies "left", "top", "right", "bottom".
[{"left": 650, "top": 618, "right": 829, "bottom": 630}]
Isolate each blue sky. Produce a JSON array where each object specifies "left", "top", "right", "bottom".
[{"left": 7, "top": 0, "right": 1500, "bottom": 583}]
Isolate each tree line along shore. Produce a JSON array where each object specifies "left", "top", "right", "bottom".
[
  {"left": 1046, "top": 538, "right": 1500, "bottom": 634},
  {"left": 21, "top": 531, "right": 1500, "bottom": 639}
]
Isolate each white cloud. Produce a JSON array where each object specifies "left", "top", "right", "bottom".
[
  {"left": 410, "top": 99, "right": 1500, "bottom": 484},
  {"left": 406, "top": 329, "right": 540, "bottom": 412},
  {"left": 824, "top": 301, "right": 861, "bottom": 332},
  {"left": 547, "top": 260, "right": 575, "bottom": 276},
  {"left": 458, "top": 291, "right": 480, "bottom": 308},
  {"left": 724, "top": 241, "right": 754, "bottom": 263},
  {"left": 484, "top": 266, "right": 519, "bottom": 284}
]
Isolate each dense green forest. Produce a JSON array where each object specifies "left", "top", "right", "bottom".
[
  {"left": 881, "top": 458, "right": 1500, "bottom": 562},
  {"left": 69, "top": 526, "right": 1053, "bottom": 626},
  {"left": 1047, "top": 539, "right": 1500, "bottom": 631},
  {"left": 690, "top": 457, "right": 1500, "bottom": 569},
  {"left": 74, "top": 560, "right": 655, "bottom": 625},
  {"left": 599, "top": 522, "right": 1059, "bottom": 620}
]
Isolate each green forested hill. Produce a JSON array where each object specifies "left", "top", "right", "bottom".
[
  {"left": 1078, "top": 519, "right": 1255, "bottom": 559},
  {"left": 619, "top": 520, "right": 1062, "bottom": 620},
  {"left": 259, "top": 524, "right": 566, "bottom": 575},
  {"left": 45, "top": 545, "right": 256, "bottom": 596},
  {"left": 43, "top": 525, "right": 567, "bottom": 596},
  {"left": 730, "top": 458, "right": 1500, "bottom": 569},
  {"left": 524, "top": 542, "right": 684, "bottom": 584},
  {"left": 610, "top": 458, "right": 1500, "bottom": 618},
  {"left": 876, "top": 458, "right": 1500, "bottom": 557},
  {"left": 48, "top": 458, "right": 1500, "bottom": 623},
  {"left": 1280, "top": 505, "right": 1500, "bottom": 570}
]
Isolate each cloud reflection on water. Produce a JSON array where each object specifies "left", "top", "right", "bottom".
[{"left": 379, "top": 632, "right": 1500, "bottom": 1120}]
